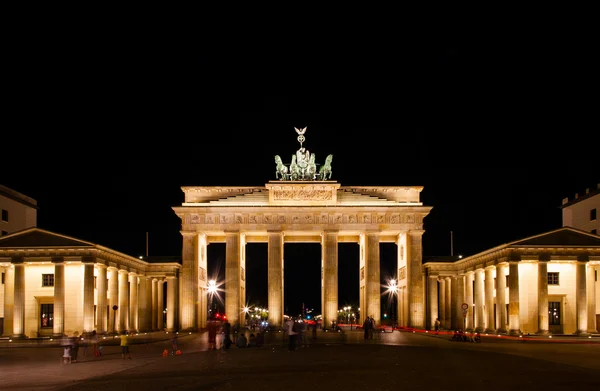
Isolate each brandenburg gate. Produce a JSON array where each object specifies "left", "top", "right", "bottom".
[{"left": 173, "top": 128, "right": 432, "bottom": 330}]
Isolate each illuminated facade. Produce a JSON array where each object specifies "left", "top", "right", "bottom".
[
  {"left": 562, "top": 183, "right": 600, "bottom": 235},
  {"left": 423, "top": 227, "right": 600, "bottom": 335},
  {"left": 0, "top": 228, "right": 180, "bottom": 338},
  {"left": 0, "top": 184, "right": 37, "bottom": 236}
]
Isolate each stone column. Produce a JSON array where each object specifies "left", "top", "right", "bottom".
[
  {"left": 157, "top": 280, "right": 164, "bottom": 330},
  {"left": 137, "top": 276, "right": 148, "bottom": 332},
  {"left": 537, "top": 259, "right": 549, "bottom": 334},
  {"left": 359, "top": 233, "right": 366, "bottom": 325},
  {"left": 151, "top": 278, "right": 158, "bottom": 331},
  {"left": 407, "top": 230, "right": 425, "bottom": 329},
  {"left": 82, "top": 257, "right": 95, "bottom": 335},
  {"left": 108, "top": 267, "right": 119, "bottom": 334},
  {"left": 129, "top": 273, "right": 139, "bottom": 333},
  {"left": 144, "top": 277, "right": 152, "bottom": 331},
  {"left": 576, "top": 261, "right": 588, "bottom": 335},
  {"left": 427, "top": 275, "right": 439, "bottom": 330},
  {"left": 225, "top": 231, "right": 241, "bottom": 328},
  {"left": 240, "top": 234, "right": 247, "bottom": 327},
  {"left": 268, "top": 231, "right": 284, "bottom": 328},
  {"left": 496, "top": 264, "right": 507, "bottom": 333},
  {"left": 2, "top": 265, "right": 14, "bottom": 337},
  {"left": 96, "top": 265, "right": 108, "bottom": 334},
  {"left": 180, "top": 232, "right": 197, "bottom": 331},
  {"left": 166, "top": 275, "right": 178, "bottom": 332},
  {"left": 455, "top": 274, "right": 465, "bottom": 331},
  {"left": 397, "top": 232, "right": 408, "bottom": 328},
  {"left": 52, "top": 257, "right": 65, "bottom": 337},
  {"left": 197, "top": 233, "right": 208, "bottom": 329},
  {"left": 484, "top": 266, "right": 495, "bottom": 333},
  {"left": 587, "top": 264, "right": 597, "bottom": 333},
  {"left": 323, "top": 231, "right": 339, "bottom": 330},
  {"left": 365, "top": 232, "right": 380, "bottom": 327},
  {"left": 465, "top": 271, "right": 474, "bottom": 331},
  {"left": 474, "top": 268, "right": 484, "bottom": 332},
  {"left": 118, "top": 269, "right": 129, "bottom": 332},
  {"left": 508, "top": 261, "right": 521, "bottom": 335},
  {"left": 444, "top": 277, "right": 451, "bottom": 330},
  {"left": 439, "top": 278, "right": 446, "bottom": 329},
  {"left": 12, "top": 259, "right": 25, "bottom": 338}
]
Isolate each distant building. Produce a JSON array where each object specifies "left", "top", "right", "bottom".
[
  {"left": 0, "top": 185, "right": 37, "bottom": 236},
  {"left": 562, "top": 183, "right": 600, "bottom": 235}
]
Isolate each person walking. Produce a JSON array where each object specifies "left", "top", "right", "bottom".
[
  {"left": 285, "top": 317, "right": 298, "bottom": 352},
  {"left": 91, "top": 330, "right": 101, "bottom": 357},
  {"left": 363, "top": 316, "right": 371, "bottom": 340},
  {"left": 222, "top": 320, "right": 232, "bottom": 351},
  {"left": 120, "top": 331, "right": 132, "bottom": 359}
]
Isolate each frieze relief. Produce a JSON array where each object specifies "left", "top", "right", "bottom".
[
  {"left": 185, "top": 212, "right": 421, "bottom": 225},
  {"left": 272, "top": 189, "right": 333, "bottom": 201}
]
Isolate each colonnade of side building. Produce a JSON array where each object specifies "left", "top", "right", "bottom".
[
  {"left": 1, "top": 254, "right": 180, "bottom": 338},
  {"left": 426, "top": 254, "right": 599, "bottom": 335}
]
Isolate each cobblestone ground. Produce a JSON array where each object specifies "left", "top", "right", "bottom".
[{"left": 1, "top": 330, "right": 599, "bottom": 391}]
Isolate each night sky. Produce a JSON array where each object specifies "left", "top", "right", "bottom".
[{"left": 4, "top": 34, "right": 597, "bottom": 317}]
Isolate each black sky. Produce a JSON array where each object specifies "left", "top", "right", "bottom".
[{"left": 3, "top": 31, "right": 597, "bottom": 316}]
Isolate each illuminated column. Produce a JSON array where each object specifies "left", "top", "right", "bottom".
[
  {"left": 118, "top": 269, "right": 129, "bottom": 332},
  {"left": 96, "top": 265, "right": 108, "bottom": 334},
  {"left": 444, "top": 277, "right": 451, "bottom": 330},
  {"left": 82, "top": 257, "right": 95, "bottom": 335},
  {"left": 197, "top": 233, "right": 208, "bottom": 329},
  {"left": 225, "top": 231, "right": 242, "bottom": 327},
  {"left": 397, "top": 232, "right": 408, "bottom": 328},
  {"left": 157, "top": 280, "right": 164, "bottom": 330},
  {"left": 474, "top": 268, "right": 484, "bottom": 332},
  {"left": 166, "top": 275, "right": 178, "bottom": 332},
  {"left": 129, "top": 273, "right": 139, "bottom": 333},
  {"left": 454, "top": 274, "right": 465, "bottom": 331},
  {"left": 144, "top": 277, "right": 152, "bottom": 331},
  {"left": 240, "top": 233, "right": 247, "bottom": 326},
  {"left": 484, "top": 266, "right": 495, "bottom": 333},
  {"left": 2, "top": 265, "right": 14, "bottom": 337},
  {"left": 365, "top": 232, "right": 380, "bottom": 327},
  {"left": 52, "top": 257, "right": 65, "bottom": 337},
  {"left": 536, "top": 260, "right": 549, "bottom": 334},
  {"left": 12, "top": 259, "right": 25, "bottom": 338},
  {"left": 439, "top": 278, "right": 446, "bottom": 329},
  {"left": 359, "top": 233, "right": 366, "bottom": 325},
  {"left": 268, "top": 231, "right": 284, "bottom": 328},
  {"left": 137, "top": 275, "right": 148, "bottom": 332},
  {"left": 576, "top": 261, "right": 588, "bottom": 335},
  {"left": 587, "top": 264, "right": 597, "bottom": 334},
  {"left": 465, "top": 271, "right": 474, "bottom": 331},
  {"left": 151, "top": 278, "right": 158, "bottom": 331},
  {"left": 180, "top": 232, "right": 198, "bottom": 331},
  {"left": 427, "top": 275, "right": 439, "bottom": 330},
  {"left": 407, "top": 230, "right": 425, "bottom": 329},
  {"left": 323, "top": 231, "right": 339, "bottom": 329},
  {"left": 108, "top": 267, "right": 119, "bottom": 334},
  {"left": 496, "top": 264, "right": 507, "bottom": 333},
  {"left": 508, "top": 261, "right": 521, "bottom": 335}
]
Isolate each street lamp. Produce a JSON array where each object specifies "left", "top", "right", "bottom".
[{"left": 388, "top": 279, "right": 398, "bottom": 331}]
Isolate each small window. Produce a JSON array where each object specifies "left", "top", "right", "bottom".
[
  {"left": 592, "top": 229, "right": 597, "bottom": 235},
  {"left": 42, "top": 274, "right": 55, "bottom": 287},
  {"left": 548, "top": 272, "right": 559, "bottom": 285},
  {"left": 94, "top": 275, "right": 97, "bottom": 288},
  {"left": 41, "top": 303, "right": 54, "bottom": 328},
  {"left": 505, "top": 275, "right": 509, "bottom": 287},
  {"left": 493, "top": 277, "right": 497, "bottom": 289},
  {"left": 591, "top": 208, "right": 597, "bottom": 221},
  {"left": 1, "top": 272, "right": 4, "bottom": 284},
  {"left": 1, "top": 209, "right": 7, "bottom": 222},
  {"left": 1, "top": 230, "right": 7, "bottom": 236}
]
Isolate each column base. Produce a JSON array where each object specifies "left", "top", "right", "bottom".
[
  {"left": 475, "top": 327, "right": 484, "bottom": 332},
  {"left": 508, "top": 329, "right": 521, "bottom": 336},
  {"left": 576, "top": 331, "right": 591, "bottom": 337},
  {"left": 496, "top": 328, "right": 507, "bottom": 334},
  {"left": 11, "top": 334, "right": 27, "bottom": 339},
  {"left": 52, "top": 333, "right": 66, "bottom": 338},
  {"left": 536, "top": 329, "right": 550, "bottom": 335},
  {"left": 484, "top": 328, "right": 495, "bottom": 334}
]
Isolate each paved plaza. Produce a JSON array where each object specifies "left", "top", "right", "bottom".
[{"left": 1, "top": 330, "right": 599, "bottom": 390}]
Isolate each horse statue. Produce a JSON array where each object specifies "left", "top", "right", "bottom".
[
  {"left": 274, "top": 155, "right": 289, "bottom": 180},
  {"left": 306, "top": 153, "right": 317, "bottom": 180},
  {"left": 289, "top": 155, "right": 299, "bottom": 180},
  {"left": 318, "top": 154, "right": 333, "bottom": 180}
]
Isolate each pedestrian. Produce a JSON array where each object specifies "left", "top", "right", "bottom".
[
  {"left": 434, "top": 318, "right": 440, "bottom": 333},
  {"left": 171, "top": 334, "right": 179, "bottom": 356},
  {"left": 222, "top": 320, "right": 232, "bottom": 351},
  {"left": 368, "top": 316, "right": 375, "bottom": 339},
  {"left": 120, "top": 331, "right": 132, "bottom": 359},
  {"left": 91, "top": 330, "right": 101, "bottom": 357},
  {"left": 363, "top": 316, "right": 371, "bottom": 340},
  {"left": 70, "top": 334, "right": 79, "bottom": 363},
  {"left": 207, "top": 320, "right": 218, "bottom": 350},
  {"left": 285, "top": 317, "right": 298, "bottom": 352},
  {"left": 298, "top": 320, "right": 308, "bottom": 347}
]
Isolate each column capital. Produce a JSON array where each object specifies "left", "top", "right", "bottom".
[
  {"left": 408, "top": 229, "right": 425, "bottom": 237},
  {"left": 82, "top": 256, "right": 95, "bottom": 264},
  {"left": 52, "top": 257, "right": 65, "bottom": 264},
  {"left": 577, "top": 255, "right": 589, "bottom": 262},
  {"left": 484, "top": 265, "right": 496, "bottom": 271},
  {"left": 11, "top": 256, "right": 24, "bottom": 264},
  {"left": 96, "top": 263, "right": 108, "bottom": 269},
  {"left": 181, "top": 231, "right": 197, "bottom": 238}
]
